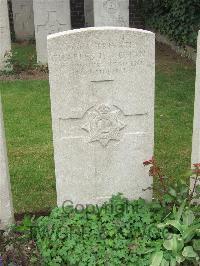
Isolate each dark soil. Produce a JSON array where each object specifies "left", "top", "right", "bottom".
[{"left": 0, "top": 69, "right": 48, "bottom": 81}]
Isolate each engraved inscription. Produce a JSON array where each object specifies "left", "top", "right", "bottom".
[
  {"left": 52, "top": 36, "right": 148, "bottom": 77},
  {"left": 101, "top": 0, "right": 128, "bottom": 26},
  {"left": 0, "top": 27, "right": 5, "bottom": 35},
  {"left": 103, "top": 0, "right": 119, "bottom": 14},
  {"left": 59, "top": 103, "right": 149, "bottom": 146},
  {"left": 82, "top": 104, "right": 126, "bottom": 146},
  {"left": 37, "top": 11, "right": 66, "bottom": 34}
]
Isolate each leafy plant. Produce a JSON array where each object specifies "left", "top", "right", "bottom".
[
  {"left": 1, "top": 50, "right": 36, "bottom": 75},
  {"left": 143, "top": 157, "right": 200, "bottom": 208},
  {"left": 1, "top": 158, "right": 199, "bottom": 265},
  {"left": 142, "top": 0, "right": 200, "bottom": 48},
  {"left": 35, "top": 194, "right": 166, "bottom": 265},
  {"left": 150, "top": 200, "right": 200, "bottom": 266}
]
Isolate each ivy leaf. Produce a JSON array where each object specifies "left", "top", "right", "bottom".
[
  {"left": 163, "top": 194, "right": 174, "bottom": 203},
  {"left": 168, "top": 187, "right": 177, "bottom": 197},
  {"left": 150, "top": 251, "right": 163, "bottom": 266},
  {"left": 170, "top": 257, "right": 176, "bottom": 266},
  {"left": 182, "top": 246, "right": 198, "bottom": 258},
  {"left": 160, "top": 258, "right": 169, "bottom": 266},
  {"left": 176, "top": 199, "right": 186, "bottom": 221},
  {"left": 163, "top": 235, "right": 184, "bottom": 253},
  {"left": 195, "top": 185, "right": 200, "bottom": 194},
  {"left": 182, "top": 210, "right": 195, "bottom": 226},
  {"left": 165, "top": 220, "right": 182, "bottom": 232},
  {"left": 175, "top": 255, "right": 185, "bottom": 263},
  {"left": 193, "top": 240, "right": 200, "bottom": 251},
  {"left": 183, "top": 223, "right": 200, "bottom": 243}
]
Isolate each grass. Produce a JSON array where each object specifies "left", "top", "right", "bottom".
[
  {"left": 0, "top": 43, "right": 196, "bottom": 214},
  {"left": 12, "top": 42, "right": 37, "bottom": 68},
  {"left": 0, "top": 80, "right": 56, "bottom": 213},
  {"left": 155, "top": 65, "right": 196, "bottom": 178}
]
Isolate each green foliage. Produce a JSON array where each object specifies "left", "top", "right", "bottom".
[
  {"left": 35, "top": 192, "right": 200, "bottom": 265},
  {"left": 0, "top": 43, "right": 48, "bottom": 75},
  {"left": 34, "top": 158, "right": 200, "bottom": 265},
  {"left": 1, "top": 49, "right": 36, "bottom": 75},
  {"left": 35, "top": 194, "right": 166, "bottom": 265},
  {"left": 13, "top": 215, "right": 36, "bottom": 240},
  {"left": 151, "top": 201, "right": 200, "bottom": 265},
  {"left": 142, "top": 0, "right": 200, "bottom": 48},
  {"left": 143, "top": 158, "right": 200, "bottom": 208}
]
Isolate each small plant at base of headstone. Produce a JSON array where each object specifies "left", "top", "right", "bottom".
[
  {"left": 143, "top": 158, "right": 200, "bottom": 265},
  {"left": 1, "top": 50, "right": 36, "bottom": 75},
  {"left": 150, "top": 200, "right": 200, "bottom": 266},
  {"left": 33, "top": 191, "right": 200, "bottom": 265},
  {"left": 143, "top": 157, "right": 200, "bottom": 208},
  {"left": 0, "top": 171, "right": 199, "bottom": 265}
]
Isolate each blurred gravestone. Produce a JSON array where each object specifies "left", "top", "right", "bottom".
[
  {"left": 84, "top": 0, "right": 129, "bottom": 27},
  {"left": 192, "top": 31, "right": 200, "bottom": 164},
  {"left": 0, "top": 0, "right": 11, "bottom": 71},
  {"left": 33, "top": 0, "right": 71, "bottom": 64},
  {"left": 11, "top": 0, "right": 35, "bottom": 41},
  {"left": 0, "top": 95, "right": 14, "bottom": 230},
  {"left": 191, "top": 31, "right": 200, "bottom": 197},
  {"left": 48, "top": 27, "right": 155, "bottom": 206}
]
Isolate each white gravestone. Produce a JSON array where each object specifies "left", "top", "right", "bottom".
[
  {"left": 12, "top": 0, "right": 35, "bottom": 41},
  {"left": 48, "top": 27, "right": 155, "bottom": 206},
  {"left": 0, "top": 0, "right": 11, "bottom": 71},
  {"left": 191, "top": 31, "right": 200, "bottom": 194},
  {"left": 33, "top": 0, "right": 71, "bottom": 64},
  {"left": 192, "top": 31, "right": 200, "bottom": 164},
  {"left": 0, "top": 96, "right": 14, "bottom": 230},
  {"left": 85, "top": 0, "right": 129, "bottom": 27}
]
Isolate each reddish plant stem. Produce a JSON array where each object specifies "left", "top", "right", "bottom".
[{"left": 190, "top": 169, "right": 199, "bottom": 201}]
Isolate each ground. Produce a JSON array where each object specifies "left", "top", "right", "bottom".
[{"left": 0, "top": 42, "right": 196, "bottom": 215}]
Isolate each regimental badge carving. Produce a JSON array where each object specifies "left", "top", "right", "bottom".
[
  {"left": 82, "top": 104, "right": 126, "bottom": 147},
  {"left": 103, "top": 0, "right": 119, "bottom": 14}
]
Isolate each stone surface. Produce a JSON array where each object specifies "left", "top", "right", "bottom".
[
  {"left": 33, "top": 0, "right": 71, "bottom": 64},
  {"left": 191, "top": 31, "right": 200, "bottom": 199},
  {"left": 0, "top": 0, "right": 11, "bottom": 71},
  {"left": 11, "top": 0, "right": 34, "bottom": 41},
  {"left": 85, "top": 0, "right": 129, "bottom": 27},
  {"left": 192, "top": 31, "right": 200, "bottom": 164},
  {"left": 0, "top": 95, "right": 14, "bottom": 230},
  {"left": 48, "top": 27, "right": 155, "bottom": 206}
]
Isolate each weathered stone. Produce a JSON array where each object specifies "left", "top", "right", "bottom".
[
  {"left": 48, "top": 27, "right": 155, "bottom": 206},
  {"left": 191, "top": 31, "right": 200, "bottom": 199},
  {"left": 84, "top": 0, "right": 129, "bottom": 27},
  {"left": 11, "top": 0, "right": 35, "bottom": 41},
  {"left": 33, "top": 0, "right": 71, "bottom": 64},
  {"left": 192, "top": 32, "right": 200, "bottom": 164},
  {"left": 0, "top": 0, "right": 11, "bottom": 71},
  {"left": 0, "top": 95, "right": 14, "bottom": 230}
]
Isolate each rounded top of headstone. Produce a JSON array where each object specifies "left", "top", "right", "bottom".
[{"left": 47, "top": 27, "right": 155, "bottom": 41}]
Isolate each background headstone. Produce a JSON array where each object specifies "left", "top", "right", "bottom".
[
  {"left": 33, "top": 0, "right": 71, "bottom": 64},
  {"left": 0, "top": 95, "right": 14, "bottom": 230},
  {"left": 192, "top": 31, "right": 200, "bottom": 164},
  {"left": 191, "top": 31, "right": 200, "bottom": 196},
  {"left": 84, "top": 0, "right": 129, "bottom": 27},
  {"left": 48, "top": 27, "right": 155, "bottom": 206},
  {"left": 0, "top": 0, "right": 11, "bottom": 71},
  {"left": 11, "top": 0, "right": 35, "bottom": 41}
]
